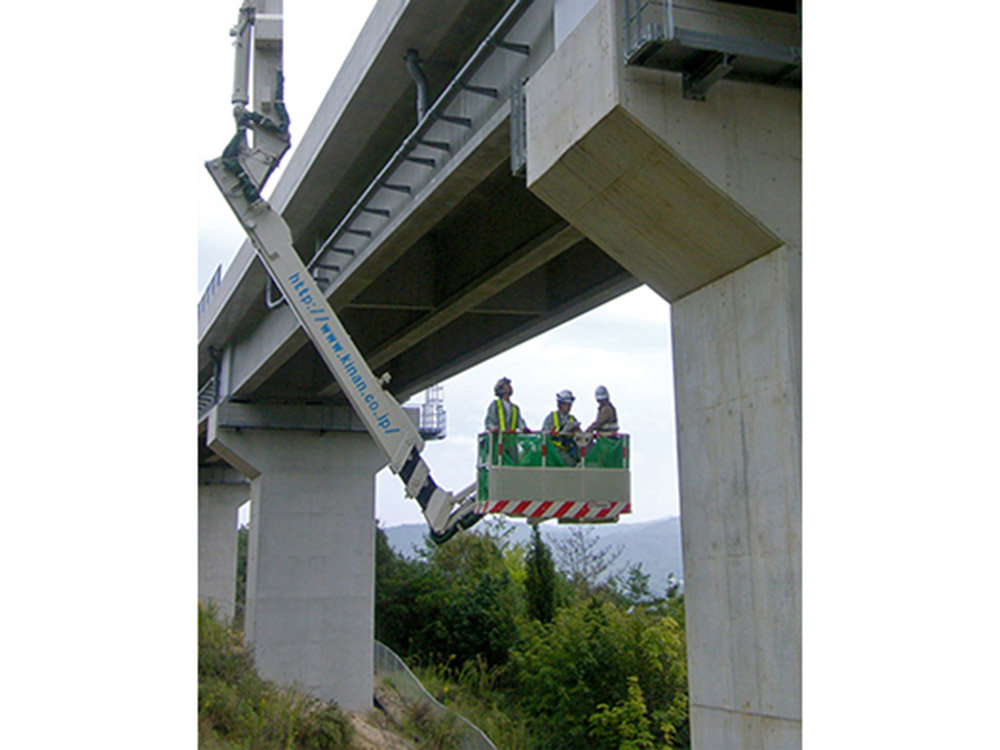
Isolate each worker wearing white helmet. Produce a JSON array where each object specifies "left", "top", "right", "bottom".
[
  {"left": 484, "top": 376, "right": 528, "bottom": 432},
  {"left": 585, "top": 385, "right": 620, "bottom": 434},
  {"left": 542, "top": 389, "right": 582, "bottom": 465}
]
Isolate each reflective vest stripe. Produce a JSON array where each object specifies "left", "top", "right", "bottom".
[{"left": 496, "top": 399, "right": 518, "bottom": 431}]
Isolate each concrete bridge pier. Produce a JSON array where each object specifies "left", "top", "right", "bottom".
[
  {"left": 206, "top": 406, "right": 386, "bottom": 713},
  {"left": 198, "top": 466, "right": 250, "bottom": 621},
  {"left": 526, "top": 0, "right": 801, "bottom": 746}
]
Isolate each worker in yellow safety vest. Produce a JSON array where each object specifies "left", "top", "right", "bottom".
[
  {"left": 542, "top": 389, "right": 582, "bottom": 465},
  {"left": 484, "top": 376, "right": 528, "bottom": 432}
]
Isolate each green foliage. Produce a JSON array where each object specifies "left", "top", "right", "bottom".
[
  {"left": 234, "top": 525, "right": 248, "bottom": 630},
  {"left": 375, "top": 525, "right": 523, "bottom": 668},
  {"left": 620, "top": 562, "right": 653, "bottom": 607},
  {"left": 411, "top": 660, "right": 535, "bottom": 749},
  {"left": 588, "top": 676, "right": 656, "bottom": 749},
  {"left": 198, "top": 604, "right": 353, "bottom": 749},
  {"left": 525, "top": 525, "right": 557, "bottom": 623},
  {"left": 374, "top": 521, "right": 691, "bottom": 749},
  {"left": 510, "top": 598, "right": 688, "bottom": 749},
  {"left": 405, "top": 700, "right": 466, "bottom": 749}
]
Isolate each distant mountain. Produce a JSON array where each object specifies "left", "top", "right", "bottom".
[{"left": 382, "top": 516, "right": 684, "bottom": 596}]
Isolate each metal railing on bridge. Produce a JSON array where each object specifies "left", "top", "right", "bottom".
[
  {"left": 197, "top": 0, "right": 556, "bottom": 413},
  {"left": 623, "top": 0, "right": 801, "bottom": 100},
  {"left": 265, "top": 0, "right": 555, "bottom": 309}
]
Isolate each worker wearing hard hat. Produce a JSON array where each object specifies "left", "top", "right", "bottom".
[
  {"left": 484, "top": 376, "right": 528, "bottom": 432},
  {"left": 542, "top": 389, "right": 583, "bottom": 465},
  {"left": 584, "top": 385, "right": 620, "bottom": 434}
]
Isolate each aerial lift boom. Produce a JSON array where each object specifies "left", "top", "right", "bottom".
[{"left": 205, "top": 0, "right": 478, "bottom": 543}]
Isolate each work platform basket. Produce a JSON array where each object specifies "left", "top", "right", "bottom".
[{"left": 474, "top": 431, "right": 631, "bottom": 523}]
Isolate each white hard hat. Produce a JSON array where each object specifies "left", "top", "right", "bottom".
[
  {"left": 595, "top": 385, "right": 609, "bottom": 400},
  {"left": 556, "top": 389, "right": 575, "bottom": 404}
]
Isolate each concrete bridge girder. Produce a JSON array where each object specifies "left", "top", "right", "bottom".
[
  {"left": 524, "top": 0, "right": 801, "bottom": 746},
  {"left": 527, "top": 0, "right": 799, "bottom": 302}
]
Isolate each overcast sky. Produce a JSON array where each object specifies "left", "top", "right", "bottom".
[{"left": 198, "top": 0, "right": 678, "bottom": 527}]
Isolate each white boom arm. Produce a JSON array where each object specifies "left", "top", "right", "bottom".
[{"left": 206, "top": 1, "right": 478, "bottom": 542}]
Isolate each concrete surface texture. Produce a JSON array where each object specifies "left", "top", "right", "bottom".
[
  {"left": 673, "top": 247, "right": 801, "bottom": 746},
  {"left": 208, "top": 416, "right": 386, "bottom": 713},
  {"left": 524, "top": 0, "right": 801, "bottom": 746},
  {"left": 527, "top": 0, "right": 799, "bottom": 301},
  {"left": 198, "top": 466, "right": 250, "bottom": 621}
]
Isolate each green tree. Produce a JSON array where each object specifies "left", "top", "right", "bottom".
[
  {"left": 234, "top": 524, "right": 248, "bottom": 630},
  {"left": 374, "top": 525, "right": 438, "bottom": 656},
  {"left": 620, "top": 562, "right": 653, "bottom": 607},
  {"left": 525, "top": 525, "right": 557, "bottom": 623},
  {"left": 375, "top": 525, "right": 523, "bottom": 669},
  {"left": 588, "top": 675, "right": 656, "bottom": 749},
  {"left": 510, "top": 598, "right": 689, "bottom": 748}
]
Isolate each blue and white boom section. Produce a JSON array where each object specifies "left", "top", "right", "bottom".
[{"left": 205, "top": 0, "right": 477, "bottom": 543}]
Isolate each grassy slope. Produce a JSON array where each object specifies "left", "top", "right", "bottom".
[
  {"left": 198, "top": 604, "right": 357, "bottom": 750},
  {"left": 198, "top": 605, "right": 477, "bottom": 750}
]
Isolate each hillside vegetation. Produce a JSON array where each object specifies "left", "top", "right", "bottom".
[
  {"left": 385, "top": 516, "right": 684, "bottom": 595},
  {"left": 198, "top": 604, "right": 356, "bottom": 749},
  {"left": 375, "top": 517, "right": 690, "bottom": 749},
  {"left": 205, "top": 518, "right": 689, "bottom": 748}
]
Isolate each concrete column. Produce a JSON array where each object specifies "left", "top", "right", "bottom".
[
  {"left": 198, "top": 466, "right": 249, "bottom": 622},
  {"left": 524, "top": 1, "right": 801, "bottom": 746},
  {"left": 672, "top": 246, "right": 801, "bottom": 747},
  {"left": 207, "top": 414, "right": 386, "bottom": 713}
]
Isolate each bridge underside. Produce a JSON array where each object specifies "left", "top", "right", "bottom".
[
  {"left": 197, "top": 0, "right": 639, "bottom": 469},
  {"left": 253, "top": 162, "right": 636, "bottom": 403}
]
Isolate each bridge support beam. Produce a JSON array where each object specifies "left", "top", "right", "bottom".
[
  {"left": 206, "top": 406, "right": 386, "bottom": 713},
  {"left": 525, "top": 1, "right": 800, "bottom": 746},
  {"left": 198, "top": 466, "right": 249, "bottom": 622}
]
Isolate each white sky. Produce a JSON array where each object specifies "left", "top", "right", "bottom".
[{"left": 198, "top": 0, "right": 678, "bottom": 526}]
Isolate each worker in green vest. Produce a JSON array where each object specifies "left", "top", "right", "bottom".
[
  {"left": 542, "top": 389, "right": 582, "bottom": 465},
  {"left": 484, "top": 377, "right": 528, "bottom": 432},
  {"left": 484, "top": 376, "right": 528, "bottom": 466}
]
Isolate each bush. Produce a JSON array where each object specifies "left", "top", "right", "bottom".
[
  {"left": 510, "top": 598, "right": 688, "bottom": 749},
  {"left": 376, "top": 527, "right": 523, "bottom": 669},
  {"left": 588, "top": 676, "right": 656, "bottom": 749}
]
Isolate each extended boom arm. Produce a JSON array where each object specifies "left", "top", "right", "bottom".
[{"left": 206, "top": 1, "right": 478, "bottom": 542}]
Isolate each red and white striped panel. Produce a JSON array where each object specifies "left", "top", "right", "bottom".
[{"left": 478, "top": 499, "right": 631, "bottom": 522}]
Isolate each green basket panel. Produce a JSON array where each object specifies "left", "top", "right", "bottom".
[
  {"left": 544, "top": 435, "right": 577, "bottom": 467},
  {"left": 585, "top": 436, "right": 626, "bottom": 468},
  {"left": 514, "top": 434, "right": 543, "bottom": 467},
  {"left": 478, "top": 433, "right": 492, "bottom": 465},
  {"left": 478, "top": 432, "right": 629, "bottom": 472},
  {"left": 477, "top": 466, "right": 489, "bottom": 502}
]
